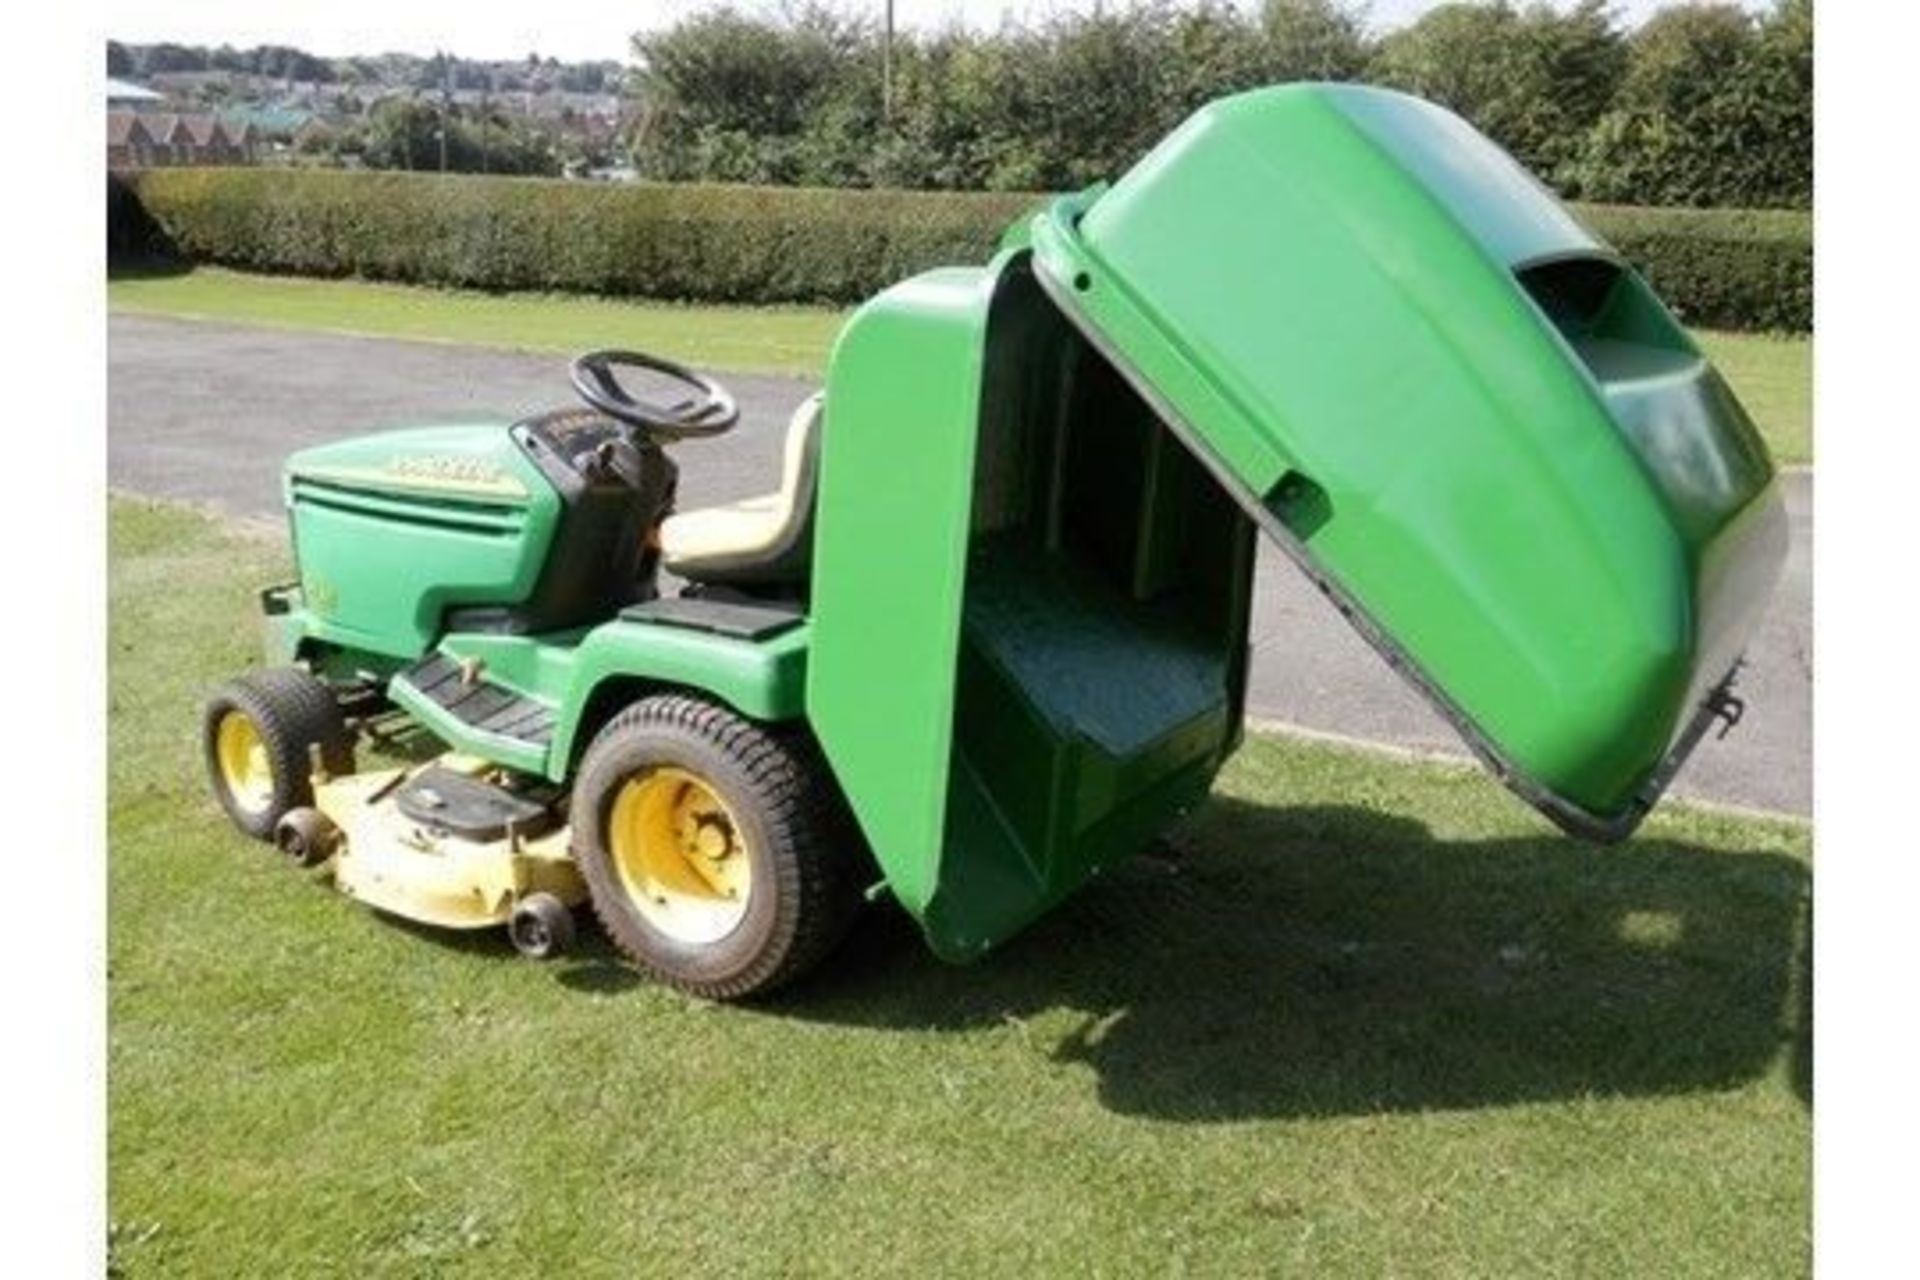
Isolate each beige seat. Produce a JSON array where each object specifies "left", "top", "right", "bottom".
[{"left": 660, "top": 393, "right": 823, "bottom": 585}]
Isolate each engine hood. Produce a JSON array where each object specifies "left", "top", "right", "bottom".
[
  {"left": 284, "top": 422, "right": 546, "bottom": 507},
  {"left": 281, "top": 422, "right": 565, "bottom": 659}
]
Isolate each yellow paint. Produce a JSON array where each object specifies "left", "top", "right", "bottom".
[
  {"left": 214, "top": 709, "right": 274, "bottom": 814},
  {"left": 314, "top": 759, "right": 586, "bottom": 930},
  {"left": 608, "top": 767, "right": 752, "bottom": 944}
]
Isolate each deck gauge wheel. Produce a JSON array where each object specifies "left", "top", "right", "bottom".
[
  {"left": 508, "top": 893, "right": 577, "bottom": 960},
  {"left": 273, "top": 806, "right": 342, "bottom": 868}
]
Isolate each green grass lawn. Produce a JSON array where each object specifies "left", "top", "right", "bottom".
[
  {"left": 1697, "top": 331, "right": 1813, "bottom": 465},
  {"left": 109, "top": 495, "right": 1809, "bottom": 1276},
  {"left": 109, "top": 267, "right": 1813, "bottom": 463},
  {"left": 109, "top": 267, "right": 843, "bottom": 378}
]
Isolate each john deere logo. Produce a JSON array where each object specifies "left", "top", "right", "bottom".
[{"left": 388, "top": 455, "right": 503, "bottom": 485}]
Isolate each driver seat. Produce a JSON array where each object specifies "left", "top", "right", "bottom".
[{"left": 660, "top": 393, "right": 823, "bottom": 586}]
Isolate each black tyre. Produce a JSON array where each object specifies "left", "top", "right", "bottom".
[
  {"left": 508, "top": 893, "right": 577, "bottom": 960},
  {"left": 570, "top": 694, "right": 861, "bottom": 1000},
  {"left": 273, "top": 806, "right": 342, "bottom": 868},
  {"left": 203, "top": 667, "right": 354, "bottom": 840}
]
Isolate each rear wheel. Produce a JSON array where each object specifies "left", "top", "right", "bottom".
[
  {"left": 570, "top": 694, "right": 860, "bottom": 1000},
  {"left": 203, "top": 668, "right": 354, "bottom": 840}
]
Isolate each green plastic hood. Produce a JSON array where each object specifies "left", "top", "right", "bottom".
[{"left": 1026, "top": 84, "right": 1787, "bottom": 838}]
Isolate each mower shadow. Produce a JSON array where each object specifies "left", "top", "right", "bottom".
[
  {"left": 780, "top": 799, "right": 1811, "bottom": 1123},
  {"left": 376, "top": 903, "right": 647, "bottom": 995}
]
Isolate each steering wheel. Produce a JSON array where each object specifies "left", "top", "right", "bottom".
[{"left": 569, "top": 349, "right": 739, "bottom": 441}]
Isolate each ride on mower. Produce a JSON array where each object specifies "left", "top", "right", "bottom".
[{"left": 203, "top": 85, "right": 1788, "bottom": 1000}]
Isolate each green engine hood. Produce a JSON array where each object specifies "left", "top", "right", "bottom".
[
  {"left": 1025, "top": 83, "right": 1788, "bottom": 837},
  {"left": 286, "top": 423, "right": 546, "bottom": 503},
  {"left": 283, "top": 423, "right": 562, "bottom": 659}
]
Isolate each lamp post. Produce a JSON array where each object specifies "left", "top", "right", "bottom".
[
  {"left": 438, "top": 50, "right": 451, "bottom": 174},
  {"left": 882, "top": 0, "right": 894, "bottom": 126}
]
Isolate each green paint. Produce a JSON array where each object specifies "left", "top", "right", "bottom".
[
  {"left": 1026, "top": 84, "right": 1786, "bottom": 824},
  {"left": 808, "top": 254, "right": 1256, "bottom": 959},
  {"left": 387, "top": 674, "right": 550, "bottom": 775},
  {"left": 342, "top": 619, "right": 809, "bottom": 779},
  {"left": 282, "top": 424, "right": 560, "bottom": 660},
  {"left": 807, "top": 267, "right": 995, "bottom": 918},
  {"left": 432, "top": 620, "right": 809, "bottom": 780}
]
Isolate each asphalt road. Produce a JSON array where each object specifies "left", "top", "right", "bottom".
[{"left": 109, "top": 314, "right": 1811, "bottom": 816}]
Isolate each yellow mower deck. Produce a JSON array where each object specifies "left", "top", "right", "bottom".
[{"left": 315, "top": 755, "right": 586, "bottom": 929}]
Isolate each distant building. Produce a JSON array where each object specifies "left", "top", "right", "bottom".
[
  {"left": 107, "top": 111, "right": 256, "bottom": 169},
  {"left": 107, "top": 111, "right": 148, "bottom": 167},
  {"left": 107, "top": 77, "right": 165, "bottom": 108},
  {"left": 222, "top": 105, "right": 318, "bottom": 141}
]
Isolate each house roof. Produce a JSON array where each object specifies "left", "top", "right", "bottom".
[
  {"left": 222, "top": 106, "right": 315, "bottom": 136},
  {"left": 106, "top": 111, "right": 152, "bottom": 147},
  {"left": 141, "top": 113, "right": 232, "bottom": 147}
]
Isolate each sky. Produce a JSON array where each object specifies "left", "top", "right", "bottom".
[{"left": 105, "top": 0, "right": 1773, "bottom": 65}]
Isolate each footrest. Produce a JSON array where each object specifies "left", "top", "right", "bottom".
[
  {"left": 621, "top": 595, "right": 805, "bottom": 641},
  {"left": 395, "top": 654, "right": 555, "bottom": 746}
]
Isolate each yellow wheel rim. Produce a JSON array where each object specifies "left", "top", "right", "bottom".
[
  {"left": 214, "top": 709, "right": 275, "bottom": 815},
  {"left": 607, "top": 766, "right": 752, "bottom": 944}
]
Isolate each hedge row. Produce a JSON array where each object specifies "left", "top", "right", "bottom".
[
  {"left": 1575, "top": 202, "right": 1812, "bottom": 333},
  {"left": 119, "top": 168, "right": 1809, "bottom": 332}
]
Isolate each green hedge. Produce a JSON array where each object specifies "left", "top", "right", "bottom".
[
  {"left": 125, "top": 168, "right": 1809, "bottom": 332},
  {"left": 1576, "top": 202, "right": 1811, "bottom": 333}
]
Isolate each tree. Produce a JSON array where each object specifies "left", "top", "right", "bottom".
[
  {"left": 558, "top": 62, "right": 615, "bottom": 94},
  {"left": 1261, "top": 0, "right": 1370, "bottom": 81},
  {"left": 1162, "top": 3, "right": 1292, "bottom": 120},
  {"left": 866, "top": 28, "right": 999, "bottom": 189},
  {"left": 1370, "top": 1, "right": 1626, "bottom": 181},
  {"left": 1743, "top": 0, "right": 1813, "bottom": 206},
  {"left": 337, "top": 98, "right": 555, "bottom": 175},
  {"left": 253, "top": 45, "right": 336, "bottom": 84},
  {"left": 1568, "top": 1, "right": 1808, "bottom": 207},
  {"left": 631, "top": 3, "right": 874, "bottom": 183},
  {"left": 107, "top": 41, "right": 132, "bottom": 77},
  {"left": 1020, "top": 4, "right": 1181, "bottom": 188},
  {"left": 612, "top": 0, "right": 1798, "bottom": 205},
  {"left": 1522, "top": 1, "right": 1629, "bottom": 170},
  {"left": 138, "top": 43, "right": 211, "bottom": 74}
]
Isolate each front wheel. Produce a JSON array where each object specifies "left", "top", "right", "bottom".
[
  {"left": 203, "top": 667, "right": 355, "bottom": 840},
  {"left": 570, "top": 694, "right": 860, "bottom": 1000}
]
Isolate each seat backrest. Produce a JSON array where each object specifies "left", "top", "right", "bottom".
[
  {"left": 749, "top": 392, "right": 824, "bottom": 583},
  {"left": 774, "top": 393, "right": 824, "bottom": 530},
  {"left": 668, "top": 393, "right": 823, "bottom": 586}
]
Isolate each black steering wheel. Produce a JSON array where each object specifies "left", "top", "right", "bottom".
[{"left": 569, "top": 349, "right": 739, "bottom": 441}]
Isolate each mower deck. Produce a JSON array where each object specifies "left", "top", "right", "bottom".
[{"left": 316, "top": 755, "right": 584, "bottom": 930}]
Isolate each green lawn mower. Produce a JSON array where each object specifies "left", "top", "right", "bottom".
[{"left": 203, "top": 85, "right": 1788, "bottom": 1000}]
